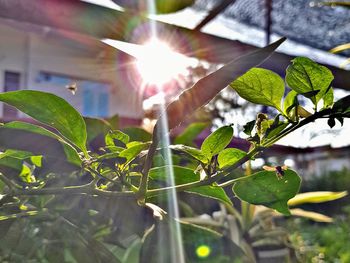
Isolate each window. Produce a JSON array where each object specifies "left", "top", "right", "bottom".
[
  {"left": 3, "top": 71, "right": 20, "bottom": 118},
  {"left": 82, "top": 81, "right": 110, "bottom": 117},
  {"left": 36, "top": 71, "right": 110, "bottom": 117}
]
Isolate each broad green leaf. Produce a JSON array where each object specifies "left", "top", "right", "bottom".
[
  {"left": 84, "top": 117, "right": 111, "bottom": 143},
  {"left": 140, "top": 219, "right": 243, "bottom": 263},
  {"left": 201, "top": 126, "right": 233, "bottom": 159},
  {"left": 122, "top": 127, "right": 152, "bottom": 142},
  {"left": 285, "top": 57, "right": 334, "bottom": 104},
  {"left": 290, "top": 208, "right": 333, "bottom": 223},
  {"left": 264, "top": 116, "right": 288, "bottom": 140},
  {"left": 300, "top": 90, "right": 320, "bottom": 99},
  {"left": 0, "top": 90, "right": 87, "bottom": 153},
  {"left": 288, "top": 191, "right": 347, "bottom": 206},
  {"left": 0, "top": 149, "right": 42, "bottom": 167},
  {"left": 19, "top": 163, "right": 34, "bottom": 183},
  {"left": 169, "top": 144, "right": 208, "bottom": 164},
  {"left": 323, "top": 87, "right": 334, "bottom": 109},
  {"left": 174, "top": 122, "right": 209, "bottom": 146},
  {"left": 30, "top": 155, "right": 42, "bottom": 167},
  {"left": 297, "top": 105, "right": 312, "bottom": 118},
  {"left": 260, "top": 119, "right": 271, "bottom": 136},
  {"left": 186, "top": 184, "right": 232, "bottom": 206},
  {"left": 0, "top": 149, "right": 34, "bottom": 160},
  {"left": 217, "top": 148, "right": 246, "bottom": 169},
  {"left": 243, "top": 120, "right": 256, "bottom": 136},
  {"left": 119, "top": 142, "right": 150, "bottom": 164},
  {"left": 283, "top": 90, "right": 298, "bottom": 115},
  {"left": 230, "top": 68, "right": 285, "bottom": 111},
  {"left": 122, "top": 238, "right": 142, "bottom": 263},
  {"left": 105, "top": 130, "right": 130, "bottom": 150},
  {"left": 265, "top": 122, "right": 288, "bottom": 140},
  {"left": 106, "top": 114, "right": 119, "bottom": 130},
  {"left": 332, "top": 95, "right": 350, "bottom": 114},
  {"left": 160, "top": 38, "right": 286, "bottom": 131},
  {"left": 233, "top": 169, "right": 301, "bottom": 215},
  {"left": 0, "top": 121, "right": 81, "bottom": 167},
  {"left": 149, "top": 165, "right": 231, "bottom": 205},
  {"left": 0, "top": 156, "right": 23, "bottom": 170}
]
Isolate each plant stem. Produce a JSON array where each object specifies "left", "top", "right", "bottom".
[
  {"left": 5, "top": 109, "right": 333, "bottom": 201},
  {"left": 262, "top": 108, "right": 331, "bottom": 148},
  {"left": 137, "top": 124, "right": 159, "bottom": 203},
  {"left": 0, "top": 172, "right": 21, "bottom": 190},
  {"left": 146, "top": 147, "right": 259, "bottom": 196},
  {"left": 11, "top": 183, "right": 135, "bottom": 198}
]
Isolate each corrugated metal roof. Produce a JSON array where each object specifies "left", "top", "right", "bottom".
[{"left": 194, "top": 0, "right": 350, "bottom": 54}]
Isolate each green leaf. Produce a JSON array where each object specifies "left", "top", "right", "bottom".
[
  {"left": 119, "top": 142, "right": 150, "bottom": 164},
  {"left": 0, "top": 149, "right": 34, "bottom": 160},
  {"left": 233, "top": 169, "right": 301, "bottom": 215},
  {"left": 19, "top": 163, "right": 34, "bottom": 183},
  {"left": 30, "top": 155, "right": 42, "bottom": 167},
  {"left": 288, "top": 191, "right": 347, "bottom": 206},
  {"left": 285, "top": 57, "right": 334, "bottom": 104},
  {"left": 264, "top": 115, "right": 288, "bottom": 140},
  {"left": 169, "top": 144, "right": 208, "bottom": 164},
  {"left": 105, "top": 130, "right": 129, "bottom": 147},
  {"left": 201, "top": 126, "right": 233, "bottom": 159},
  {"left": 186, "top": 184, "right": 232, "bottom": 206},
  {"left": 243, "top": 120, "right": 256, "bottom": 136},
  {"left": 0, "top": 149, "right": 42, "bottom": 168},
  {"left": 106, "top": 114, "right": 119, "bottom": 130},
  {"left": 332, "top": 95, "right": 350, "bottom": 114},
  {"left": 160, "top": 37, "right": 286, "bottom": 131},
  {"left": 174, "top": 122, "right": 209, "bottom": 146},
  {"left": 0, "top": 156, "right": 23, "bottom": 171},
  {"left": 149, "top": 165, "right": 231, "bottom": 205},
  {"left": 140, "top": 219, "right": 243, "bottom": 263},
  {"left": 300, "top": 90, "right": 320, "bottom": 99},
  {"left": 230, "top": 68, "right": 285, "bottom": 111},
  {"left": 0, "top": 90, "right": 87, "bottom": 153},
  {"left": 122, "top": 127, "right": 152, "bottom": 142},
  {"left": 283, "top": 90, "right": 298, "bottom": 115},
  {"left": 323, "top": 87, "right": 334, "bottom": 109},
  {"left": 297, "top": 105, "right": 312, "bottom": 118},
  {"left": 84, "top": 117, "right": 111, "bottom": 143},
  {"left": 122, "top": 238, "right": 142, "bottom": 263},
  {"left": 217, "top": 148, "right": 246, "bottom": 169},
  {"left": 0, "top": 121, "right": 81, "bottom": 167}
]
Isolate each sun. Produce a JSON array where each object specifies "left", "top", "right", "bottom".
[{"left": 136, "top": 38, "right": 192, "bottom": 86}]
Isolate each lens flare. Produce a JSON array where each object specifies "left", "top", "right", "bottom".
[
  {"left": 136, "top": 38, "right": 193, "bottom": 86},
  {"left": 196, "top": 244, "right": 211, "bottom": 258}
]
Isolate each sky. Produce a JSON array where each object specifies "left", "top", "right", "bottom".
[{"left": 83, "top": 0, "right": 350, "bottom": 148}]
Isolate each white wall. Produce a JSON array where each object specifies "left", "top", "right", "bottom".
[{"left": 0, "top": 23, "right": 143, "bottom": 118}]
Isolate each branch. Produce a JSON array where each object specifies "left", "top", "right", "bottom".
[
  {"left": 138, "top": 123, "right": 159, "bottom": 202},
  {"left": 145, "top": 147, "right": 259, "bottom": 197},
  {"left": 11, "top": 183, "right": 135, "bottom": 198},
  {"left": 0, "top": 172, "right": 21, "bottom": 190}
]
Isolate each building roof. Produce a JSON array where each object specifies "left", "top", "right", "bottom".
[{"left": 195, "top": 0, "right": 350, "bottom": 54}]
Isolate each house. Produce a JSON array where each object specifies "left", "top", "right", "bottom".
[{"left": 0, "top": 19, "right": 144, "bottom": 123}]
